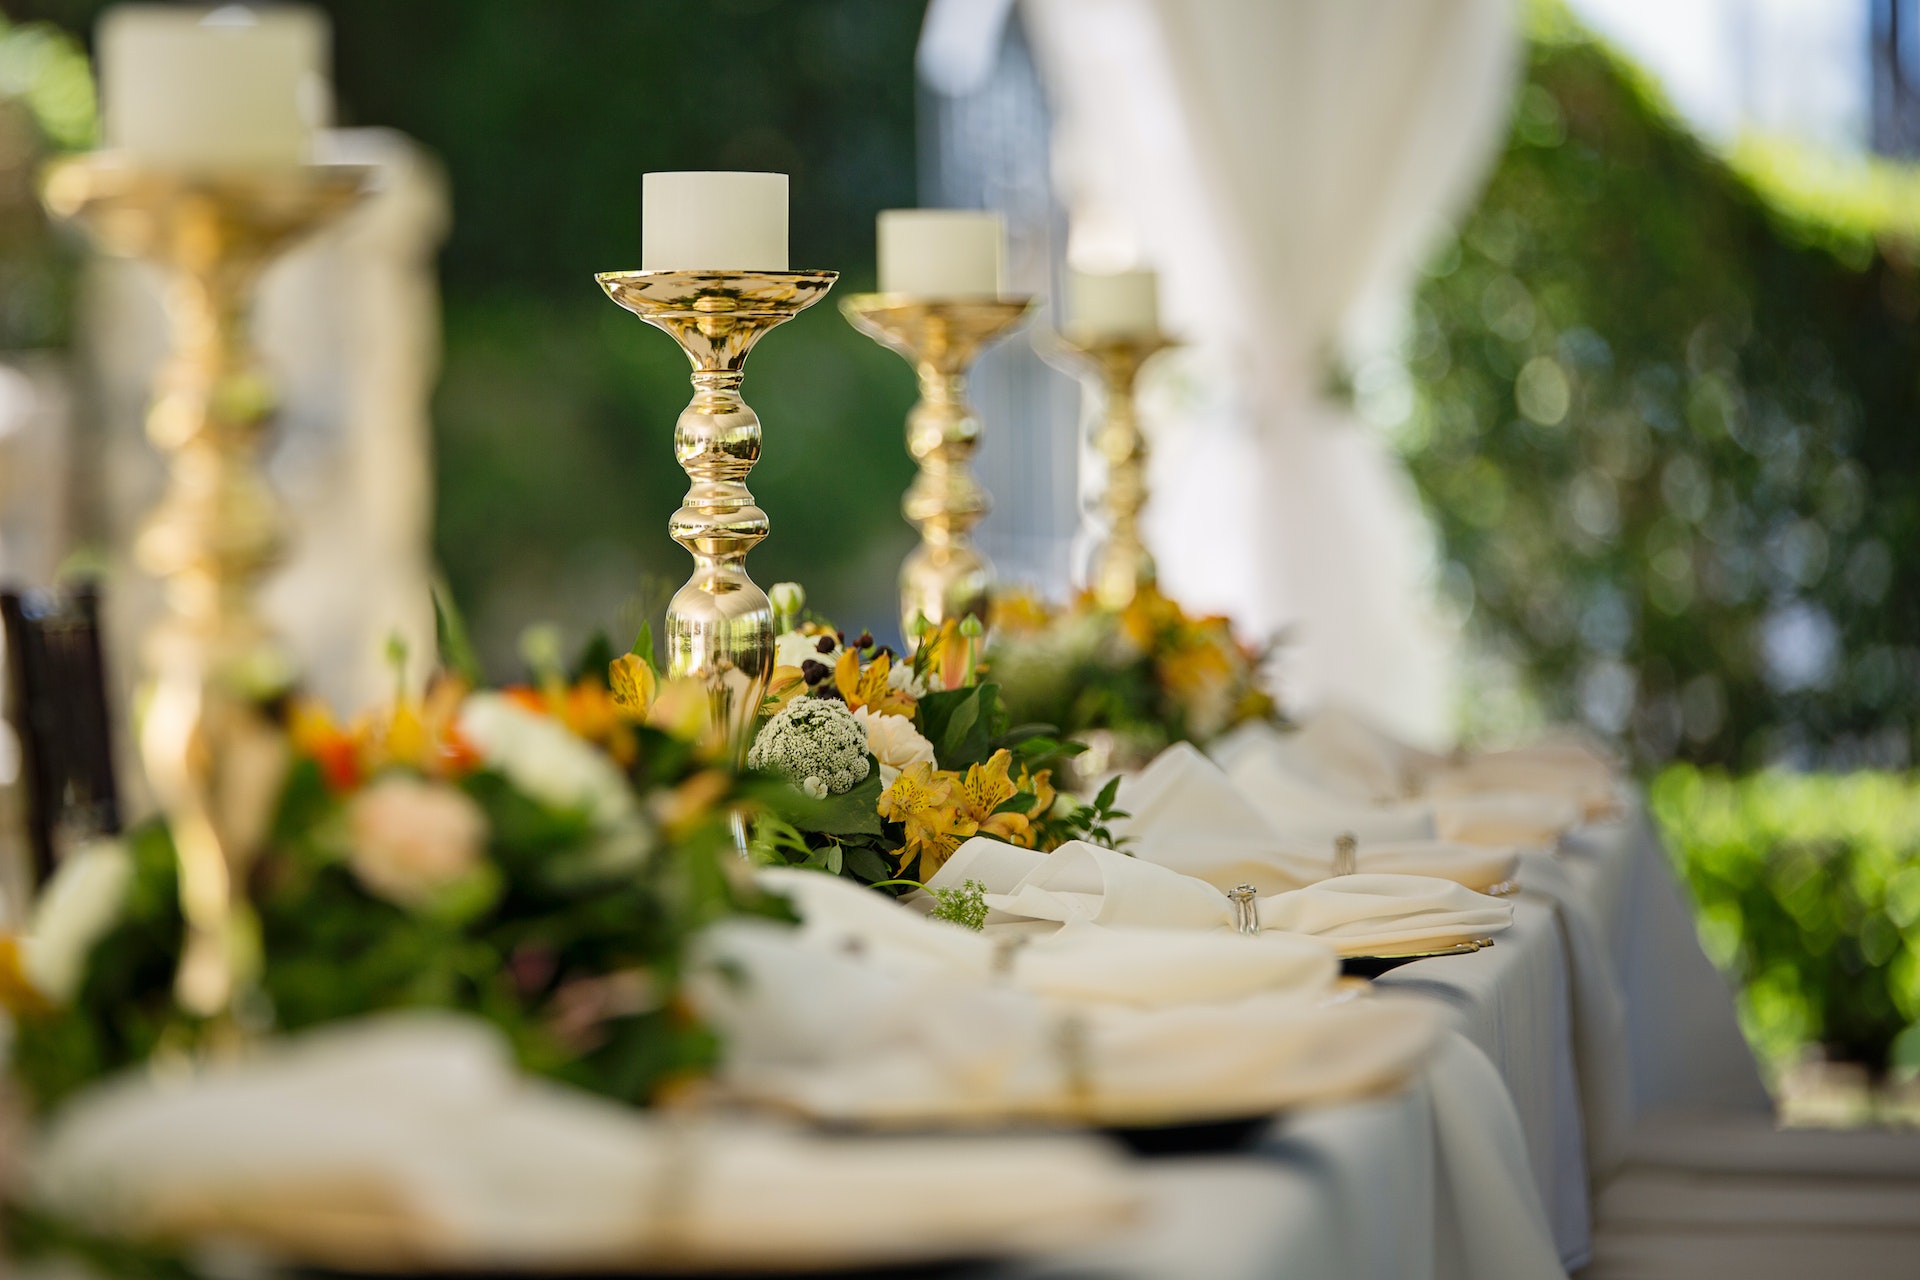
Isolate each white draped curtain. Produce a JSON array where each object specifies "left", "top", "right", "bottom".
[{"left": 932, "top": 0, "right": 1519, "bottom": 745}]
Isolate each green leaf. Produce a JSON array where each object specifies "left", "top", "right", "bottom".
[
  {"left": 941, "top": 690, "right": 981, "bottom": 762},
  {"left": 1096, "top": 775, "right": 1122, "bottom": 810},
  {"left": 772, "top": 762, "right": 885, "bottom": 837},
  {"left": 572, "top": 631, "right": 617, "bottom": 686},
  {"left": 431, "top": 582, "right": 482, "bottom": 685},
  {"left": 630, "top": 622, "right": 659, "bottom": 674},
  {"left": 845, "top": 843, "right": 894, "bottom": 884}
]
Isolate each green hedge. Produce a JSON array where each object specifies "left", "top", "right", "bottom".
[
  {"left": 1403, "top": 16, "right": 1920, "bottom": 770},
  {"left": 1651, "top": 765, "right": 1920, "bottom": 1076}
]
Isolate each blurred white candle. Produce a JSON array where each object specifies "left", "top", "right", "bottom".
[
  {"left": 99, "top": 4, "right": 329, "bottom": 168},
  {"left": 876, "top": 209, "right": 1003, "bottom": 297},
  {"left": 641, "top": 172, "right": 788, "bottom": 271},
  {"left": 1067, "top": 268, "right": 1161, "bottom": 341}
]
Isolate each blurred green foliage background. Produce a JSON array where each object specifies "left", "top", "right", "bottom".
[
  {"left": 9, "top": 0, "right": 932, "bottom": 673},
  {"left": 1403, "top": 18, "right": 1920, "bottom": 775},
  {"left": 1653, "top": 767, "right": 1920, "bottom": 1080}
]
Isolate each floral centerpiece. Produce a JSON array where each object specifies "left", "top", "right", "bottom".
[
  {"left": 988, "top": 584, "right": 1282, "bottom": 772},
  {"left": 745, "top": 586, "right": 1126, "bottom": 909},
  {"left": 2, "top": 637, "right": 784, "bottom": 1116}
]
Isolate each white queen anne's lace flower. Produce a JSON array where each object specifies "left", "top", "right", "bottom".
[
  {"left": 852, "top": 705, "right": 935, "bottom": 787},
  {"left": 748, "top": 697, "right": 872, "bottom": 795}
]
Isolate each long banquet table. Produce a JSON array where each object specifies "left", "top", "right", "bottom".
[{"left": 979, "top": 804, "right": 1771, "bottom": 1280}]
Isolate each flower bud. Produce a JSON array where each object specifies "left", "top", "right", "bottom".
[
  {"left": 769, "top": 581, "right": 806, "bottom": 616},
  {"left": 959, "top": 614, "right": 985, "bottom": 639}
]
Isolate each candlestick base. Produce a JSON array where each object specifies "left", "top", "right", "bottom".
[
  {"left": 597, "top": 269, "right": 836, "bottom": 756},
  {"left": 43, "top": 154, "right": 372, "bottom": 1022},
  {"left": 1046, "top": 333, "right": 1174, "bottom": 611},
  {"left": 839, "top": 294, "right": 1033, "bottom": 643}
]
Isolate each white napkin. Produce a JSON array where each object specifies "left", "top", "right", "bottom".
[
  {"left": 1422, "top": 744, "right": 1622, "bottom": 823},
  {"left": 693, "top": 919, "right": 1443, "bottom": 1126},
  {"left": 1113, "top": 746, "right": 1521, "bottom": 893},
  {"left": 924, "top": 840, "right": 1511, "bottom": 955},
  {"left": 764, "top": 865, "right": 1338, "bottom": 1009},
  {"left": 1220, "top": 730, "right": 1580, "bottom": 851},
  {"left": 31, "top": 1012, "right": 1140, "bottom": 1271},
  {"left": 1259, "top": 874, "right": 1513, "bottom": 956}
]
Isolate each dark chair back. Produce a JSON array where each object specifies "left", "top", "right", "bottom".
[{"left": 1, "top": 584, "right": 120, "bottom": 887}]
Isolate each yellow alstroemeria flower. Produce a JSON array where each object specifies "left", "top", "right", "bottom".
[
  {"left": 833, "top": 650, "right": 916, "bottom": 717},
  {"left": 878, "top": 762, "right": 973, "bottom": 876},
  {"left": 0, "top": 935, "right": 49, "bottom": 1017},
  {"left": 957, "top": 748, "right": 1034, "bottom": 846},
  {"left": 609, "top": 652, "right": 658, "bottom": 719}
]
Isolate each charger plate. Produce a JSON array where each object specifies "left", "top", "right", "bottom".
[{"left": 1342, "top": 936, "right": 1495, "bottom": 979}]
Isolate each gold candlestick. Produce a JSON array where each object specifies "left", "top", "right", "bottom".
[
  {"left": 840, "top": 294, "right": 1032, "bottom": 641},
  {"left": 596, "top": 269, "right": 836, "bottom": 755},
  {"left": 1050, "top": 333, "right": 1173, "bottom": 610},
  {"left": 42, "top": 156, "right": 371, "bottom": 1020}
]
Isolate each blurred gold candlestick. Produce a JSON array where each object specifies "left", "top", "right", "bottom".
[
  {"left": 840, "top": 294, "right": 1032, "bottom": 641},
  {"left": 42, "top": 155, "right": 371, "bottom": 1021},
  {"left": 597, "top": 269, "right": 836, "bottom": 755},
  {"left": 1051, "top": 333, "right": 1173, "bottom": 610}
]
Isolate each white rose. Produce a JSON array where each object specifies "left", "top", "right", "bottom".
[
  {"left": 347, "top": 777, "right": 488, "bottom": 909},
  {"left": 852, "top": 705, "right": 936, "bottom": 787},
  {"left": 776, "top": 631, "right": 836, "bottom": 670},
  {"left": 23, "top": 839, "right": 134, "bottom": 1003},
  {"left": 458, "top": 693, "right": 637, "bottom": 829}
]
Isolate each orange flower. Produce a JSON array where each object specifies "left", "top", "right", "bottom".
[{"left": 290, "top": 699, "right": 363, "bottom": 792}]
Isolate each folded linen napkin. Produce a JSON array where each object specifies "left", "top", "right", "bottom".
[
  {"left": 693, "top": 918, "right": 1442, "bottom": 1126},
  {"left": 1258, "top": 873, "right": 1514, "bottom": 956},
  {"left": 1422, "top": 744, "right": 1622, "bottom": 823},
  {"left": 763, "top": 866, "right": 1338, "bottom": 1009},
  {"left": 31, "top": 1012, "right": 1140, "bottom": 1272},
  {"left": 1113, "top": 745, "right": 1521, "bottom": 893},
  {"left": 1217, "top": 729, "right": 1582, "bottom": 850},
  {"left": 925, "top": 839, "right": 1512, "bottom": 954}
]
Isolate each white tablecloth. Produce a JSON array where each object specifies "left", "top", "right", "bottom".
[{"left": 987, "top": 805, "right": 1767, "bottom": 1279}]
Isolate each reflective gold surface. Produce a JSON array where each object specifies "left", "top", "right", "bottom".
[
  {"left": 43, "top": 154, "right": 372, "bottom": 1020},
  {"left": 1047, "top": 333, "right": 1173, "bottom": 610},
  {"left": 839, "top": 294, "right": 1032, "bottom": 642},
  {"left": 596, "top": 269, "right": 836, "bottom": 755}
]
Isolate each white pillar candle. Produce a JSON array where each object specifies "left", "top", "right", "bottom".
[
  {"left": 99, "top": 4, "right": 330, "bottom": 169},
  {"left": 641, "top": 171, "right": 788, "bottom": 272},
  {"left": 876, "top": 209, "right": 1004, "bottom": 297},
  {"left": 1067, "top": 268, "right": 1162, "bottom": 342}
]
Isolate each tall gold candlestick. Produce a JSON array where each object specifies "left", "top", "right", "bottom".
[
  {"left": 1050, "top": 334, "right": 1173, "bottom": 611},
  {"left": 840, "top": 295, "right": 1032, "bottom": 641},
  {"left": 42, "top": 156, "right": 371, "bottom": 1020},
  {"left": 596, "top": 269, "right": 836, "bottom": 755}
]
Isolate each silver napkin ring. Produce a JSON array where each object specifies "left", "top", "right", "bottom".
[
  {"left": 1333, "top": 832, "right": 1358, "bottom": 878},
  {"left": 1228, "top": 883, "right": 1260, "bottom": 935}
]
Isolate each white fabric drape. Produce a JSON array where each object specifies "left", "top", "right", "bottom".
[{"left": 1013, "top": 0, "right": 1519, "bottom": 745}]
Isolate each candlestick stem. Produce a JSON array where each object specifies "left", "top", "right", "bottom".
[
  {"left": 43, "top": 156, "right": 370, "bottom": 1021},
  {"left": 840, "top": 295, "right": 1032, "bottom": 642},
  {"left": 1050, "top": 334, "right": 1173, "bottom": 610},
  {"left": 597, "top": 270, "right": 836, "bottom": 758}
]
